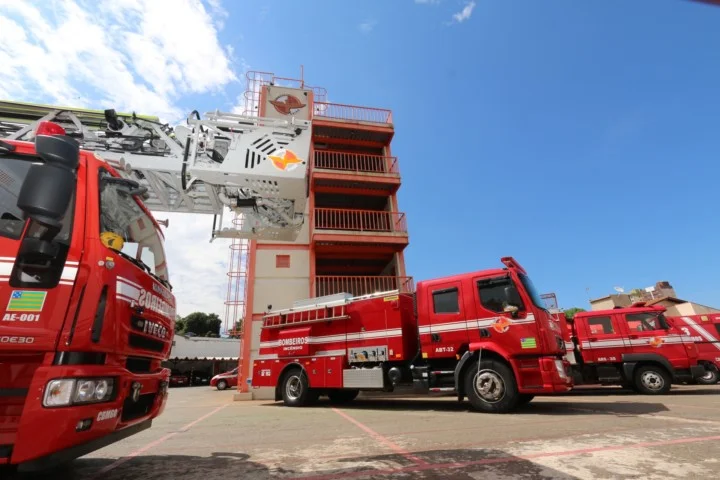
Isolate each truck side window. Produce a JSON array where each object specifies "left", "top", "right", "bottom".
[
  {"left": 476, "top": 276, "right": 524, "bottom": 313},
  {"left": 433, "top": 288, "right": 459, "bottom": 314},
  {"left": 625, "top": 313, "right": 665, "bottom": 332},
  {"left": 714, "top": 324, "right": 720, "bottom": 336},
  {"left": 588, "top": 316, "right": 614, "bottom": 335}
]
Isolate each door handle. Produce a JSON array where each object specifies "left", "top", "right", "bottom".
[
  {"left": 431, "top": 333, "right": 441, "bottom": 342},
  {"left": 629, "top": 334, "right": 638, "bottom": 339},
  {"left": 589, "top": 337, "right": 598, "bottom": 342}
]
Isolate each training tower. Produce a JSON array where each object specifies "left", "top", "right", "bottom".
[{"left": 230, "top": 71, "right": 411, "bottom": 397}]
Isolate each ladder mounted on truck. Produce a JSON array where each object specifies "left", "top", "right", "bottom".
[{"left": 0, "top": 100, "right": 312, "bottom": 242}]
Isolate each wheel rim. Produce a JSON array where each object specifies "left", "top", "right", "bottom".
[
  {"left": 701, "top": 371, "right": 716, "bottom": 381},
  {"left": 218, "top": 381, "right": 226, "bottom": 389},
  {"left": 286, "top": 374, "right": 303, "bottom": 400},
  {"left": 472, "top": 369, "right": 505, "bottom": 403},
  {"left": 641, "top": 371, "right": 664, "bottom": 391}
]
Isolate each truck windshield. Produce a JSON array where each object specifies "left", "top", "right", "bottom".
[
  {"left": 0, "top": 155, "right": 73, "bottom": 243},
  {"left": 99, "top": 171, "right": 169, "bottom": 283},
  {"left": 518, "top": 273, "right": 546, "bottom": 311}
]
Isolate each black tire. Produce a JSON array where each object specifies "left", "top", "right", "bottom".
[
  {"left": 633, "top": 364, "right": 672, "bottom": 395},
  {"left": 697, "top": 368, "right": 719, "bottom": 385},
  {"left": 280, "top": 368, "right": 318, "bottom": 407},
  {"left": 327, "top": 389, "right": 359, "bottom": 404},
  {"left": 216, "top": 380, "right": 227, "bottom": 391},
  {"left": 463, "top": 359, "right": 519, "bottom": 413},
  {"left": 517, "top": 394, "right": 534, "bottom": 406}
]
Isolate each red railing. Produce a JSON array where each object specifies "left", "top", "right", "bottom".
[
  {"left": 314, "top": 208, "right": 407, "bottom": 233},
  {"left": 313, "top": 102, "right": 393, "bottom": 124},
  {"left": 314, "top": 150, "right": 399, "bottom": 175},
  {"left": 315, "top": 276, "right": 415, "bottom": 297}
]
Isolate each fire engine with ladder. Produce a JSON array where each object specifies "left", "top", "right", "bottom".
[{"left": 0, "top": 95, "right": 311, "bottom": 471}]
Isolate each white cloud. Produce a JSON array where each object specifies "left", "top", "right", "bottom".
[
  {"left": 0, "top": 0, "right": 246, "bottom": 329},
  {"left": 359, "top": 19, "right": 378, "bottom": 33},
  {"left": 0, "top": 0, "right": 236, "bottom": 122},
  {"left": 452, "top": 1, "right": 476, "bottom": 23}
]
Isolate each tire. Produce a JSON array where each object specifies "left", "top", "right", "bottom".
[
  {"left": 633, "top": 364, "right": 672, "bottom": 395},
  {"left": 517, "top": 394, "right": 534, "bottom": 406},
  {"left": 216, "top": 380, "right": 227, "bottom": 391},
  {"left": 697, "top": 368, "right": 719, "bottom": 385},
  {"left": 280, "top": 368, "right": 318, "bottom": 407},
  {"left": 327, "top": 389, "right": 359, "bottom": 404},
  {"left": 463, "top": 359, "right": 519, "bottom": 413}
]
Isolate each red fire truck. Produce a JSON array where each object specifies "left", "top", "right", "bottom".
[
  {"left": 559, "top": 306, "right": 709, "bottom": 394},
  {"left": 252, "top": 257, "right": 572, "bottom": 413},
  {"left": 0, "top": 123, "right": 174, "bottom": 471},
  {"left": 667, "top": 314, "right": 720, "bottom": 384}
]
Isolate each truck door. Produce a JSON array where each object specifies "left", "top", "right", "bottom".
[
  {"left": 578, "top": 314, "right": 626, "bottom": 364},
  {"left": 622, "top": 311, "right": 686, "bottom": 365},
  {"left": 421, "top": 281, "right": 468, "bottom": 359}
]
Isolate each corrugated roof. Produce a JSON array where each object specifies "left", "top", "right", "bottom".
[{"left": 169, "top": 334, "right": 240, "bottom": 360}]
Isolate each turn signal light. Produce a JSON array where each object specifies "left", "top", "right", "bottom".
[{"left": 35, "top": 121, "right": 66, "bottom": 137}]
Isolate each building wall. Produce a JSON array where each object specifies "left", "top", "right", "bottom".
[
  {"left": 666, "top": 302, "right": 720, "bottom": 316},
  {"left": 590, "top": 294, "right": 632, "bottom": 311}
]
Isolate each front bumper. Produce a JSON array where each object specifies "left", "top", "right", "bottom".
[{"left": 9, "top": 364, "right": 170, "bottom": 468}]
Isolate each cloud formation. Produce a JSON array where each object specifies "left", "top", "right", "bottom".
[{"left": 452, "top": 1, "right": 476, "bottom": 23}]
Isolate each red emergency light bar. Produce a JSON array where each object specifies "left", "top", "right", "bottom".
[{"left": 35, "top": 121, "right": 66, "bottom": 137}]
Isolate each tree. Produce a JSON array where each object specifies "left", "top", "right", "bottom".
[
  {"left": 563, "top": 307, "right": 586, "bottom": 320},
  {"left": 183, "top": 312, "right": 222, "bottom": 337},
  {"left": 175, "top": 316, "right": 187, "bottom": 335}
]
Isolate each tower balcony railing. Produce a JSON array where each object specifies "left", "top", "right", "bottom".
[
  {"left": 313, "top": 102, "right": 393, "bottom": 124},
  {"left": 315, "top": 276, "right": 415, "bottom": 298},
  {"left": 314, "top": 208, "right": 407, "bottom": 234},
  {"left": 313, "top": 150, "right": 399, "bottom": 175}
]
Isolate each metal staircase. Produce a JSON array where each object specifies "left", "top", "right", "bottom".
[{"left": 0, "top": 100, "right": 312, "bottom": 241}]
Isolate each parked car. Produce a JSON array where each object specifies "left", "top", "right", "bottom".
[
  {"left": 210, "top": 367, "right": 239, "bottom": 390},
  {"left": 169, "top": 369, "right": 190, "bottom": 387}
]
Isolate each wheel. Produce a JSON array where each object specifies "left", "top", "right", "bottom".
[
  {"left": 216, "top": 380, "right": 227, "bottom": 391},
  {"left": 463, "top": 359, "right": 519, "bottom": 413},
  {"left": 697, "top": 368, "right": 719, "bottom": 385},
  {"left": 517, "top": 394, "right": 534, "bottom": 406},
  {"left": 327, "top": 389, "right": 359, "bottom": 404},
  {"left": 633, "top": 365, "right": 672, "bottom": 395},
  {"left": 280, "top": 368, "right": 318, "bottom": 407}
]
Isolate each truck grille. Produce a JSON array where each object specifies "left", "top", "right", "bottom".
[{"left": 128, "top": 333, "right": 165, "bottom": 353}]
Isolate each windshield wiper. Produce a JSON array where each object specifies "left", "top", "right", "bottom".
[
  {"left": 0, "top": 140, "right": 17, "bottom": 154},
  {"left": 111, "top": 248, "right": 172, "bottom": 290}
]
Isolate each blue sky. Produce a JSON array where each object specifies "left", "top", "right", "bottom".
[
  {"left": 2, "top": 0, "right": 719, "bottom": 315},
  {"left": 225, "top": 0, "right": 720, "bottom": 310}
]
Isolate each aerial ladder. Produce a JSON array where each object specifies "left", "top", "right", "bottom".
[{"left": 0, "top": 99, "right": 312, "bottom": 242}]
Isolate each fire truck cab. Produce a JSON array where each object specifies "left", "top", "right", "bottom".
[
  {"left": 565, "top": 306, "right": 708, "bottom": 394},
  {"left": 667, "top": 314, "right": 720, "bottom": 384},
  {"left": 0, "top": 124, "right": 174, "bottom": 471},
  {"left": 252, "top": 257, "right": 571, "bottom": 413}
]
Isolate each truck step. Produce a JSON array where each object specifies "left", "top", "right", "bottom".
[
  {"left": 429, "top": 387, "right": 455, "bottom": 392},
  {"left": 430, "top": 370, "right": 455, "bottom": 375}
]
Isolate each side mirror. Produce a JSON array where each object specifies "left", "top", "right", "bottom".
[{"left": 16, "top": 134, "right": 79, "bottom": 238}]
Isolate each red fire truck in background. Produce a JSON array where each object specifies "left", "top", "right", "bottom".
[
  {"left": 0, "top": 123, "right": 174, "bottom": 471},
  {"left": 556, "top": 305, "right": 711, "bottom": 394},
  {"left": 667, "top": 313, "right": 720, "bottom": 384},
  {"left": 252, "top": 257, "right": 572, "bottom": 413}
]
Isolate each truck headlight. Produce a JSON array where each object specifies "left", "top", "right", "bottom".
[
  {"left": 554, "top": 359, "right": 567, "bottom": 379},
  {"left": 44, "top": 379, "right": 75, "bottom": 407},
  {"left": 43, "top": 378, "right": 115, "bottom": 407}
]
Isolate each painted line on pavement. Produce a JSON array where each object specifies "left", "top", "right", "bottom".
[
  {"left": 91, "top": 403, "right": 230, "bottom": 477},
  {"left": 331, "top": 407, "right": 428, "bottom": 466},
  {"left": 294, "top": 433, "right": 720, "bottom": 480}
]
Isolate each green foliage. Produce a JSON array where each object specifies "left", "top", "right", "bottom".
[
  {"left": 181, "top": 312, "right": 222, "bottom": 337},
  {"left": 563, "top": 307, "right": 586, "bottom": 320}
]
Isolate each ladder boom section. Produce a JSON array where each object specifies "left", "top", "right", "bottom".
[{"left": 0, "top": 101, "right": 311, "bottom": 241}]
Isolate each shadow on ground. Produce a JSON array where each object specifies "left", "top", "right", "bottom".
[
  {"left": 259, "top": 396, "right": 671, "bottom": 417},
  {"left": 5, "top": 448, "right": 580, "bottom": 480}
]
